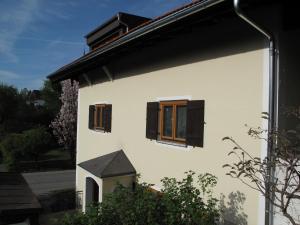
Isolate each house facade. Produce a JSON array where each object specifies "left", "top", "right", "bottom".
[{"left": 48, "top": 1, "right": 300, "bottom": 225}]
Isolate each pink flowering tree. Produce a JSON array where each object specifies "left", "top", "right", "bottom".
[{"left": 51, "top": 79, "right": 79, "bottom": 165}]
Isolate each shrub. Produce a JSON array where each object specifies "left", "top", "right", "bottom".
[
  {"left": 161, "top": 171, "right": 219, "bottom": 225},
  {"left": 0, "top": 126, "right": 52, "bottom": 171},
  {"left": 99, "top": 182, "right": 161, "bottom": 225},
  {"left": 0, "top": 133, "right": 25, "bottom": 171},
  {"left": 58, "top": 171, "right": 219, "bottom": 225},
  {"left": 22, "top": 126, "right": 52, "bottom": 162},
  {"left": 59, "top": 212, "right": 87, "bottom": 225},
  {"left": 38, "top": 189, "right": 76, "bottom": 213}
]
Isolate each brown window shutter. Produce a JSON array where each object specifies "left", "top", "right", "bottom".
[
  {"left": 146, "top": 102, "right": 159, "bottom": 140},
  {"left": 89, "top": 105, "right": 95, "bottom": 129},
  {"left": 103, "top": 104, "right": 112, "bottom": 133},
  {"left": 186, "top": 100, "right": 205, "bottom": 147}
]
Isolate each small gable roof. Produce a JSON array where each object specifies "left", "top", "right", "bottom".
[{"left": 78, "top": 150, "right": 136, "bottom": 178}]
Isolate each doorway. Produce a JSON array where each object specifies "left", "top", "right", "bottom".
[{"left": 85, "top": 177, "right": 99, "bottom": 208}]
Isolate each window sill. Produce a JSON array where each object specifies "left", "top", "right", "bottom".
[
  {"left": 91, "top": 129, "right": 109, "bottom": 134},
  {"left": 155, "top": 140, "right": 192, "bottom": 151},
  {"left": 94, "top": 128, "right": 104, "bottom": 131}
]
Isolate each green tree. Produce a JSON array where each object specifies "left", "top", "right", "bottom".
[
  {"left": 40, "top": 79, "right": 61, "bottom": 118},
  {"left": 0, "top": 83, "right": 20, "bottom": 135},
  {"left": 0, "top": 81, "right": 61, "bottom": 137}
]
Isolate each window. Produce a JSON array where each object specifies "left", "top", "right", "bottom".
[
  {"left": 88, "top": 104, "right": 112, "bottom": 132},
  {"left": 146, "top": 100, "right": 205, "bottom": 147},
  {"left": 94, "top": 104, "right": 105, "bottom": 129},
  {"left": 160, "top": 101, "right": 187, "bottom": 143}
]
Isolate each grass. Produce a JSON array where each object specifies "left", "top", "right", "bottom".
[
  {"left": 19, "top": 148, "right": 74, "bottom": 172},
  {"left": 40, "top": 148, "right": 70, "bottom": 161},
  {"left": 1, "top": 147, "right": 74, "bottom": 172}
]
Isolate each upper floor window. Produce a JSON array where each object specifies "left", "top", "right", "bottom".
[
  {"left": 160, "top": 100, "right": 187, "bottom": 143},
  {"left": 146, "top": 100, "right": 205, "bottom": 147},
  {"left": 88, "top": 104, "right": 112, "bottom": 132}
]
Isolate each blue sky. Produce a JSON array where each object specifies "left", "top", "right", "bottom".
[{"left": 0, "top": 0, "right": 191, "bottom": 90}]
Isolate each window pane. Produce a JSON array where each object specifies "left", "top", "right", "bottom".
[
  {"left": 101, "top": 107, "right": 105, "bottom": 128},
  {"left": 163, "top": 106, "right": 173, "bottom": 137},
  {"left": 96, "top": 108, "right": 101, "bottom": 127},
  {"left": 176, "top": 105, "right": 187, "bottom": 139}
]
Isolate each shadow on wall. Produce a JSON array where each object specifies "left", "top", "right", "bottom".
[{"left": 219, "top": 191, "right": 248, "bottom": 225}]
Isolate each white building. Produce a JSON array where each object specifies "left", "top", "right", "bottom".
[{"left": 48, "top": 1, "right": 300, "bottom": 224}]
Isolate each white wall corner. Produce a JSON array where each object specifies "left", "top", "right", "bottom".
[{"left": 257, "top": 47, "right": 270, "bottom": 225}]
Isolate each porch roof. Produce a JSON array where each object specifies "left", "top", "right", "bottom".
[{"left": 78, "top": 150, "right": 136, "bottom": 178}]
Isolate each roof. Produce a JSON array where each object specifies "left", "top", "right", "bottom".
[
  {"left": 0, "top": 173, "right": 41, "bottom": 215},
  {"left": 48, "top": 0, "right": 227, "bottom": 82},
  {"left": 85, "top": 12, "right": 151, "bottom": 38},
  {"left": 78, "top": 150, "right": 136, "bottom": 178},
  {"left": 85, "top": 12, "right": 151, "bottom": 48}
]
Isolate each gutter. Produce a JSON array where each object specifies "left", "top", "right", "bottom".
[
  {"left": 48, "top": 0, "right": 227, "bottom": 80},
  {"left": 233, "top": 0, "right": 278, "bottom": 225}
]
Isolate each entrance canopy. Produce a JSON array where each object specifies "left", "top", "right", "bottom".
[{"left": 78, "top": 150, "right": 136, "bottom": 178}]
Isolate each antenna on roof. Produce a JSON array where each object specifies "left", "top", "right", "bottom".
[{"left": 83, "top": 47, "right": 86, "bottom": 55}]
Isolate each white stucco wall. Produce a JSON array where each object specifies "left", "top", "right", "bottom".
[{"left": 76, "top": 48, "right": 267, "bottom": 225}]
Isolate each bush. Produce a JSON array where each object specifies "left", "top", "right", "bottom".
[
  {"left": 0, "top": 133, "right": 25, "bottom": 171},
  {"left": 59, "top": 211, "right": 88, "bottom": 225},
  {"left": 99, "top": 182, "right": 161, "bottom": 225},
  {"left": 0, "top": 126, "right": 52, "bottom": 171},
  {"left": 58, "top": 171, "right": 219, "bottom": 225},
  {"left": 39, "top": 189, "right": 76, "bottom": 213},
  {"left": 161, "top": 171, "right": 219, "bottom": 225},
  {"left": 22, "top": 126, "right": 52, "bottom": 162}
]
